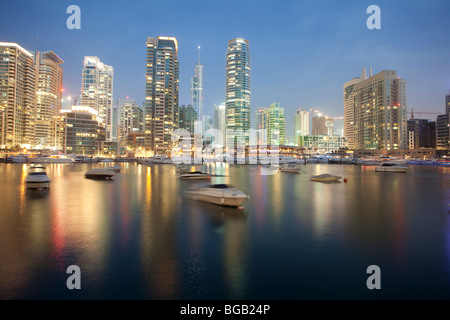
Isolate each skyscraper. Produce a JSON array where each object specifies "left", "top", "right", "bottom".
[
  {"left": 144, "top": 37, "right": 179, "bottom": 156},
  {"left": 254, "top": 107, "right": 267, "bottom": 145},
  {"left": 446, "top": 90, "right": 450, "bottom": 115},
  {"left": 225, "top": 38, "right": 250, "bottom": 149},
  {"left": 80, "top": 56, "right": 114, "bottom": 141},
  {"left": 266, "top": 103, "right": 286, "bottom": 146},
  {"left": 0, "top": 42, "right": 37, "bottom": 148},
  {"left": 191, "top": 46, "right": 203, "bottom": 132},
  {"left": 34, "top": 50, "right": 64, "bottom": 148},
  {"left": 294, "top": 108, "right": 309, "bottom": 146},
  {"left": 312, "top": 114, "right": 333, "bottom": 136},
  {"left": 214, "top": 103, "right": 226, "bottom": 147},
  {"left": 345, "top": 69, "right": 407, "bottom": 150}
]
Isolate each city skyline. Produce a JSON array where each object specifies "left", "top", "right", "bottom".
[{"left": 1, "top": 0, "right": 449, "bottom": 139}]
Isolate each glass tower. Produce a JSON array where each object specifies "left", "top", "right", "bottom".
[{"left": 225, "top": 38, "right": 250, "bottom": 150}]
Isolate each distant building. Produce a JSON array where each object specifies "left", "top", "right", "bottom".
[
  {"left": 266, "top": 103, "right": 286, "bottom": 145},
  {"left": 294, "top": 108, "right": 309, "bottom": 146},
  {"left": 0, "top": 42, "right": 37, "bottom": 148},
  {"left": 118, "top": 98, "right": 143, "bottom": 147},
  {"left": 407, "top": 119, "right": 436, "bottom": 149},
  {"left": 144, "top": 37, "right": 179, "bottom": 155},
  {"left": 80, "top": 56, "right": 114, "bottom": 141},
  {"left": 62, "top": 106, "right": 106, "bottom": 155},
  {"left": 301, "top": 135, "right": 348, "bottom": 154},
  {"left": 214, "top": 103, "right": 226, "bottom": 147},
  {"left": 178, "top": 104, "right": 197, "bottom": 134},
  {"left": 312, "top": 114, "right": 333, "bottom": 136},
  {"left": 191, "top": 47, "right": 203, "bottom": 132},
  {"left": 255, "top": 108, "right": 267, "bottom": 145},
  {"left": 225, "top": 38, "right": 251, "bottom": 149},
  {"left": 345, "top": 68, "right": 407, "bottom": 150}
]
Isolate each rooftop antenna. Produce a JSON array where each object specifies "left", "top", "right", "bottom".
[{"left": 197, "top": 45, "right": 201, "bottom": 64}]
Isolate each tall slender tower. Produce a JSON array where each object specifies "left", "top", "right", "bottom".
[
  {"left": 294, "top": 108, "right": 309, "bottom": 146},
  {"left": 191, "top": 46, "right": 203, "bottom": 132},
  {"left": 225, "top": 38, "right": 250, "bottom": 149},
  {"left": 144, "top": 36, "right": 179, "bottom": 156},
  {"left": 80, "top": 56, "right": 114, "bottom": 141},
  {"left": 34, "top": 51, "right": 64, "bottom": 148},
  {"left": 0, "top": 42, "right": 37, "bottom": 148}
]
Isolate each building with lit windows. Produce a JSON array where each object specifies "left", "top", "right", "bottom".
[
  {"left": 34, "top": 50, "right": 63, "bottom": 148},
  {"left": 265, "top": 103, "right": 286, "bottom": 146},
  {"left": 62, "top": 106, "right": 106, "bottom": 156},
  {"left": 214, "top": 103, "right": 226, "bottom": 148},
  {"left": 143, "top": 37, "right": 179, "bottom": 156},
  {"left": 178, "top": 104, "right": 197, "bottom": 134},
  {"left": 225, "top": 38, "right": 250, "bottom": 150},
  {"left": 118, "top": 98, "right": 143, "bottom": 147},
  {"left": 80, "top": 56, "right": 114, "bottom": 141},
  {"left": 345, "top": 69, "right": 407, "bottom": 150},
  {"left": 0, "top": 42, "right": 37, "bottom": 148},
  {"left": 294, "top": 108, "right": 309, "bottom": 146},
  {"left": 191, "top": 47, "right": 203, "bottom": 132}
]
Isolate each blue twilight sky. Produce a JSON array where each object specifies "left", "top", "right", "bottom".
[{"left": 1, "top": 0, "right": 450, "bottom": 137}]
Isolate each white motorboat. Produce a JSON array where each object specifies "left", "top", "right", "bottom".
[
  {"left": 179, "top": 171, "right": 211, "bottom": 180},
  {"left": 8, "top": 154, "right": 28, "bottom": 163},
  {"left": 185, "top": 184, "right": 248, "bottom": 207},
  {"left": 375, "top": 163, "right": 409, "bottom": 173},
  {"left": 279, "top": 163, "right": 301, "bottom": 173},
  {"left": 30, "top": 155, "right": 75, "bottom": 163},
  {"left": 25, "top": 166, "right": 50, "bottom": 189},
  {"left": 107, "top": 166, "right": 121, "bottom": 172},
  {"left": 311, "top": 174, "right": 342, "bottom": 182},
  {"left": 85, "top": 169, "right": 115, "bottom": 179}
]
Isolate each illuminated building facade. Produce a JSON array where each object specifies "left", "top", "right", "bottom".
[
  {"left": 80, "top": 56, "right": 114, "bottom": 141},
  {"left": 0, "top": 42, "right": 37, "bottom": 148},
  {"left": 144, "top": 37, "right": 179, "bottom": 155},
  {"left": 294, "top": 108, "right": 309, "bottom": 146},
  {"left": 225, "top": 38, "right": 250, "bottom": 149}
]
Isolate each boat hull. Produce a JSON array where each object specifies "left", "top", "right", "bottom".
[
  {"left": 187, "top": 192, "right": 247, "bottom": 207},
  {"left": 25, "top": 181, "right": 50, "bottom": 189},
  {"left": 375, "top": 167, "right": 408, "bottom": 173}
]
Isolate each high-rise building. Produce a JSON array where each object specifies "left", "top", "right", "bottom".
[
  {"left": 144, "top": 37, "right": 179, "bottom": 155},
  {"left": 225, "top": 38, "right": 250, "bottom": 149},
  {"left": 407, "top": 119, "right": 436, "bottom": 149},
  {"left": 254, "top": 107, "right": 267, "bottom": 145},
  {"left": 214, "top": 103, "right": 226, "bottom": 147},
  {"left": 266, "top": 103, "right": 286, "bottom": 145},
  {"left": 294, "top": 108, "right": 309, "bottom": 146},
  {"left": 178, "top": 104, "right": 197, "bottom": 134},
  {"left": 191, "top": 47, "right": 203, "bottom": 132},
  {"left": 117, "top": 98, "right": 143, "bottom": 146},
  {"left": 345, "top": 69, "right": 407, "bottom": 150},
  {"left": 34, "top": 51, "right": 64, "bottom": 148},
  {"left": 80, "top": 56, "right": 114, "bottom": 141},
  {"left": 446, "top": 90, "right": 450, "bottom": 115},
  {"left": 0, "top": 42, "right": 37, "bottom": 148},
  {"left": 436, "top": 114, "right": 449, "bottom": 150}
]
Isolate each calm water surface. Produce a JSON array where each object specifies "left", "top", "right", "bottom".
[{"left": 0, "top": 162, "right": 449, "bottom": 299}]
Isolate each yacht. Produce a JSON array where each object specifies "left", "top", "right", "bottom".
[
  {"left": 107, "top": 166, "right": 121, "bottom": 172},
  {"left": 30, "top": 154, "right": 75, "bottom": 163},
  {"left": 185, "top": 184, "right": 248, "bottom": 207},
  {"left": 179, "top": 171, "right": 211, "bottom": 180},
  {"left": 85, "top": 169, "right": 115, "bottom": 179},
  {"left": 25, "top": 166, "right": 50, "bottom": 189},
  {"left": 8, "top": 154, "right": 28, "bottom": 163},
  {"left": 311, "top": 174, "right": 342, "bottom": 182},
  {"left": 375, "top": 163, "right": 409, "bottom": 173},
  {"left": 279, "top": 163, "right": 301, "bottom": 173}
]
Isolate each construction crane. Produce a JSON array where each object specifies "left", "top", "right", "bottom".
[{"left": 408, "top": 108, "right": 441, "bottom": 120}]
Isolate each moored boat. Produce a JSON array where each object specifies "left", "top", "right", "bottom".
[
  {"left": 25, "top": 166, "right": 50, "bottom": 189},
  {"left": 375, "top": 162, "right": 409, "bottom": 173},
  {"left": 85, "top": 169, "right": 115, "bottom": 179},
  {"left": 179, "top": 171, "right": 211, "bottom": 180},
  {"left": 311, "top": 174, "right": 342, "bottom": 182},
  {"left": 185, "top": 184, "right": 248, "bottom": 207}
]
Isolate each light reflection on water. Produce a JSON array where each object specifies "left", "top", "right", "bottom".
[{"left": 0, "top": 163, "right": 449, "bottom": 299}]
